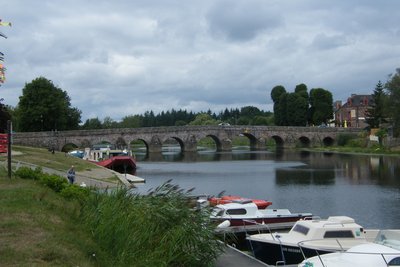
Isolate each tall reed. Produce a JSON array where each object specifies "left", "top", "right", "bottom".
[{"left": 81, "top": 181, "right": 223, "bottom": 267}]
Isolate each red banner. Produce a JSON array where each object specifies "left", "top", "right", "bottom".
[{"left": 0, "top": 133, "right": 7, "bottom": 153}]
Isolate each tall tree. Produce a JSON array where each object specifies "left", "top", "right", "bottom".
[
  {"left": 385, "top": 68, "right": 400, "bottom": 137},
  {"left": 0, "top": 98, "right": 11, "bottom": 133},
  {"left": 16, "top": 77, "right": 81, "bottom": 131},
  {"left": 365, "top": 81, "right": 387, "bottom": 128},
  {"left": 286, "top": 92, "right": 308, "bottom": 126},
  {"left": 270, "top": 85, "right": 287, "bottom": 126},
  {"left": 81, "top": 118, "right": 102, "bottom": 129},
  {"left": 309, "top": 88, "right": 333, "bottom": 125}
]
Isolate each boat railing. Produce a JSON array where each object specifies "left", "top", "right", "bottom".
[
  {"left": 300, "top": 250, "right": 400, "bottom": 267},
  {"left": 298, "top": 238, "right": 353, "bottom": 254}
]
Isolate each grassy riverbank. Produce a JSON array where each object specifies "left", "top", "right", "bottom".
[
  {"left": 0, "top": 171, "right": 102, "bottom": 266},
  {"left": 0, "top": 146, "right": 223, "bottom": 266}
]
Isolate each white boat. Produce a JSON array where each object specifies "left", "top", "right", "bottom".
[
  {"left": 298, "top": 230, "right": 400, "bottom": 267},
  {"left": 211, "top": 200, "right": 312, "bottom": 233},
  {"left": 246, "top": 216, "right": 380, "bottom": 265}
]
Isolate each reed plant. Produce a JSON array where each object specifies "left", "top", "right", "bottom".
[{"left": 81, "top": 181, "right": 224, "bottom": 267}]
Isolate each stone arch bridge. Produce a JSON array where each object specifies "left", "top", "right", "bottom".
[{"left": 12, "top": 126, "right": 363, "bottom": 154}]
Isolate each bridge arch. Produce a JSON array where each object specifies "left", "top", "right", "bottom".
[
  {"left": 323, "top": 136, "right": 335, "bottom": 146},
  {"left": 298, "top": 136, "right": 311, "bottom": 148},
  {"left": 271, "top": 135, "right": 284, "bottom": 149}
]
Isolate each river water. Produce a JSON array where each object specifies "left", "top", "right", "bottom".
[{"left": 132, "top": 149, "right": 400, "bottom": 229}]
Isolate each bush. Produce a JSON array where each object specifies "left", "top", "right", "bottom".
[
  {"left": 60, "top": 184, "right": 91, "bottom": 202},
  {"left": 14, "top": 166, "right": 43, "bottom": 180},
  {"left": 337, "top": 134, "right": 356, "bottom": 146},
  {"left": 39, "top": 173, "right": 68, "bottom": 193}
]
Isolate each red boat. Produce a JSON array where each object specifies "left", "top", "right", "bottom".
[
  {"left": 95, "top": 155, "right": 136, "bottom": 174},
  {"left": 208, "top": 195, "right": 272, "bottom": 209}
]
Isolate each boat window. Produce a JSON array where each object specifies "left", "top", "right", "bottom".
[
  {"left": 389, "top": 257, "right": 400, "bottom": 266},
  {"left": 323, "top": 231, "right": 354, "bottom": 238},
  {"left": 292, "top": 224, "right": 310, "bottom": 235},
  {"left": 226, "top": 208, "right": 247, "bottom": 215},
  {"left": 211, "top": 208, "right": 224, "bottom": 217}
]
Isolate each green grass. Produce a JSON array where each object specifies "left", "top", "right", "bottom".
[
  {"left": 0, "top": 171, "right": 105, "bottom": 266},
  {"left": 10, "top": 145, "right": 98, "bottom": 172}
]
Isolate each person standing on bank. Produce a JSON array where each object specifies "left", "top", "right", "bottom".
[{"left": 67, "top": 165, "right": 75, "bottom": 184}]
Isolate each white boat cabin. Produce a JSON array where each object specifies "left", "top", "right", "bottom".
[{"left": 211, "top": 201, "right": 293, "bottom": 219}]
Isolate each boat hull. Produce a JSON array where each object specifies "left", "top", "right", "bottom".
[
  {"left": 248, "top": 240, "right": 331, "bottom": 265},
  {"left": 95, "top": 156, "right": 136, "bottom": 174}
]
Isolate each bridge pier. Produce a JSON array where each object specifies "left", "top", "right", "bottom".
[
  {"left": 148, "top": 136, "right": 162, "bottom": 153},
  {"left": 251, "top": 137, "right": 266, "bottom": 150},
  {"left": 182, "top": 135, "right": 197, "bottom": 153},
  {"left": 218, "top": 138, "right": 232, "bottom": 152}
]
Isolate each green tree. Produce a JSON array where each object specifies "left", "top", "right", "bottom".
[
  {"left": 365, "top": 81, "right": 387, "bottom": 128},
  {"left": 189, "top": 113, "right": 218, "bottom": 125},
  {"left": 16, "top": 77, "right": 81, "bottom": 131},
  {"left": 81, "top": 118, "right": 102, "bottom": 129},
  {"left": 294, "top": 83, "right": 308, "bottom": 99},
  {"left": 0, "top": 98, "right": 11, "bottom": 133},
  {"left": 270, "top": 85, "right": 287, "bottom": 125},
  {"left": 309, "top": 88, "right": 333, "bottom": 125},
  {"left": 120, "top": 115, "right": 142, "bottom": 128},
  {"left": 385, "top": 68, "right": 400, "bottom": 137},
  {"left": 286, "top": 92, "right": 308, "bottom": 126},
  {"left": 270, "top": 85, "right": 286, "bottom": 102},
  {"left": 102, "top": 116, "right": 118, "bottom": 129}
]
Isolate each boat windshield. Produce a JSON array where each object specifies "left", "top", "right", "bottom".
[
  {"left": 211, "top": 207, "right": 225, "bottom": 217},
  {"left": 375, "top": 230, "right": 400, "bottom": 250},
  {"left": 292, "top": 224, "right": 310, "bottom": 235}
]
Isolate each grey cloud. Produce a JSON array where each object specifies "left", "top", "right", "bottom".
[
  {"left": 2, "top": 0, "right": 400, "bottom": 121},
  {"left": 310, "top": 33, "right": 350, "bottom": 50},
  {"left": 206, "top": 0, "right": 283, "bottom": 41}
]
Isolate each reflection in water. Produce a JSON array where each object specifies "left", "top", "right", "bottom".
[
  {"left": 276, "top": 168, "right": 335, "bottom": 185},
  {"left": 133, "top": 148, "right": 400, "bottom": 229}
]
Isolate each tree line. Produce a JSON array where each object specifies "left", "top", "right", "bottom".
[{"left": 1, "top": 77, "right": 273, "bottom": 132}]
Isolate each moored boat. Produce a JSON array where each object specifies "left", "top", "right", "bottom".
[
  {"left": 211, "top": 200, "right": 312, "bottom": 232},
  {"left": 94, "top": 155, "right": 136, "bottom": 174},
  {"left": 247, "top": 216, "right": 381, "bottom": 266},
  {"left": 208, "top": 195, "right": 272, "bottom": 209},
  {"left": 298, "top": 230, "right": 400, "bottom": 267}
]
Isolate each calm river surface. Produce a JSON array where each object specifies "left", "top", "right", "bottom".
[{"left": 132, "top": 149, "right": 400, "bottom": 229}]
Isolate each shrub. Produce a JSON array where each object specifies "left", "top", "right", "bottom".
[
  {"left": 39, "top": 173, "right": 68, "bottom": 193},
  {"left": 60, "top": 184, "right": 91, "bottom": 202},
  {"left": 14, "top": 166, "right": 43, "bottom": 180},
  {"left": 337, "top": 134, "right": 356, "bottom": 146}
]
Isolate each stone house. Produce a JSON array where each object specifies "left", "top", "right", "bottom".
[{"left": 334, "top": 94, "right": 374, "bottom": 128}]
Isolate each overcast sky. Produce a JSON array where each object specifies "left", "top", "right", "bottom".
[{"left": 1, "top": 0, "right": 399, "bottom": 121}]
